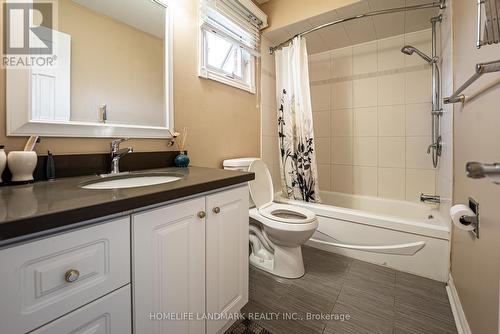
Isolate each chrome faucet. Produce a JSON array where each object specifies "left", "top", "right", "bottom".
[
  {"left": 110, "top": 138, "right": 133, "bottom": 174},
  {"left": 420, "top": 194, "right": 441, "bottom": 204}
]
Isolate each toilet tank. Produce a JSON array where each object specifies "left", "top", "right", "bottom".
[{"left": 223, "top": 157, "right": 258, "bottom": 208}]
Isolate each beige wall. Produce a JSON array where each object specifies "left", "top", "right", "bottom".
[
  {"left": 0, "top": 0, "right": 260, "bottom": 168},
  {"left": 258, "top": 0, "right": 359, "bottom": 32},
  {"left": 452, "top": 0, "right": 500, "bottom": 332}
]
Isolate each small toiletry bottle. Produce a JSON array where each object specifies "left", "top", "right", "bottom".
[
  {"left": 0, "top": 145, "right": 6, "bottom": 183},
  {"left": 46, "top": 150, "right": 56, "bottom": 180}
]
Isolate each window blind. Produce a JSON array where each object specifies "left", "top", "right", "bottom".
[{"left": 201, "top": 0, "right": 263, "bottom": 55}]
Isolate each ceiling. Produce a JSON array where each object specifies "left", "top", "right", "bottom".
[
  {"left": 72, "top": 0, "right": 165, "bottom": 38},
  {"left": 264, "top": 0, "right": 439, "bottom": 54}
]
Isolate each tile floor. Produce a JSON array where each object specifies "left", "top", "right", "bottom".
[{"left": 240, "top": 246, "right": 458, "bottom": 334}]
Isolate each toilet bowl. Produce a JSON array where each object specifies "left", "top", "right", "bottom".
[{"left": 246, "top": 159, "right": 318, "bottom": 279}]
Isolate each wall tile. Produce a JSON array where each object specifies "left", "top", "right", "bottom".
[
  {"left": 317, "top": 163, "right": 331, "bottom": 191},
  {"left": 353, "top": 137, "right": 378, "bottom": 166},
  {"left": 378, "top": 105, "right": 405, "bottom": 137},
  {"left": 353, "top": 166, "right": 378, "bottom": 196},
  {"left": 332, "top": 47, "right": 353, "bottom": 78},
  {"left": 378, "top": 167, "right": 406, "bottom": 200},
  {"left": 353, "top": 41, "right": 378, "bottom": 75},
  {"left": 406, "top": 169, "right": 436, "bottom": 202},
  {"left": 378, "top": 137, "right": 405, "bottom": 168},
  {"left": 378, "top": 35, "right": 405, "bottom": 71},
  {"left": 332, "top": 109, "right": 353, "bottom": 136},
  {"left": 315, "top": 137, "right": 331, "bottom": 164},
  {"left": 353, "top": 77, "right": 378, "bottom": 107},
  {"left": 332, "top": 164, "right": 353, "bottom": 193},
  {"left": 311, "top": 84, "right": 331, "bottom": 111},
  {"left": 332, "top": 80, "right": 353, "bottom": 109},
  {"left": 309, "top": 53, "right": 331, "bottom": 81},
  {"left": 354, "top": 107, "right": 378, "bottom": 136},
  {"left": 313, "top": 111, "right": 331, "bottom": 137},
  {"left": 378, "top": 73, "right": 405, "bottom": 106},
  {"left": 405, "top": 69, "right": 432, "bottom": 104},
  {"left": 332, "top": 137, "right": 353, "bottom": 164},
  {"left": 406, "top": 136, "right": 433, "bottom": 169},
  {"left": 405, "top": 103, "right": 432, "bottom": 136}
]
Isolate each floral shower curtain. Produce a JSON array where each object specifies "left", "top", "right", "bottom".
[{"left": 274, "top": 37, "right": 321, "bottom": 203}]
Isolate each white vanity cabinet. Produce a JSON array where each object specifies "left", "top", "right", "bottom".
[
  {"left": 0, "top": 184, "right": 249, "bottom": 334},
  {"left": 133, "top": 186, "right": 249, "bottom": 334}
]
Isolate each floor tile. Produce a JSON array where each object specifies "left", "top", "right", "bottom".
[{"left": 243, "top": 246, "right": 457, "bottom": 334}]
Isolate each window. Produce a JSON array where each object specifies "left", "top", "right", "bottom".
[{"left": 199, "top": 0, "right": 267, "bottom": 93}]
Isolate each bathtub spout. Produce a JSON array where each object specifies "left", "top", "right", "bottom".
[{"left": 420, "top": 194, "right": 441, "bottom": 204}]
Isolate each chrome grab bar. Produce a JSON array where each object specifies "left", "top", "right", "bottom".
[
  {"left": 466, "top": 162, "right": 500, "bottom": 183},
  {"left": 444, "top": 60, "right": 500, "bottom": 104}
]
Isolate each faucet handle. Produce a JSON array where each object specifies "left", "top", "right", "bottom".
[{"left": 111, "top": 138, "right": 130, "bottom": 150}]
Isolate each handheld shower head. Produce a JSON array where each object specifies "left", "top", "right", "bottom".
[{"left": 400, "top": 45, "right": 434, "bottom": 64}]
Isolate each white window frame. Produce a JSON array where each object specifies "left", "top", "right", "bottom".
[{"left": 199, "top": 24, "right": 256, "bottom": 94}]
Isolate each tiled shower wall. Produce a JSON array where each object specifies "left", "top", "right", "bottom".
[{"left": 309, "top": 29, "right": 438, "bottom": 202}]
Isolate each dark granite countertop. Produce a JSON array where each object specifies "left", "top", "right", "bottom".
[{"left": 0, "top": 166, "right": 254, "bottom": 247}]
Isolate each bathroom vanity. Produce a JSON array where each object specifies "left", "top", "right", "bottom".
[{"left": 0, "top": 166, "right": 253, "bottom": 334}]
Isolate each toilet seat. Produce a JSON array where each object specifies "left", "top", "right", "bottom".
[
  {"left": 258, "top": 203, "right": 316, "bottom": 224},
  {"left": 248, "top": 160, "right": 317, "bottom": 226}
]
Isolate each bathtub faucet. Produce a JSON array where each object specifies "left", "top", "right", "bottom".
[{"left": 420, "top": 194, "right": 440, "bottom": 204}]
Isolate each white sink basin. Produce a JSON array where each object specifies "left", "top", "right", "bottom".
[{"left": 81, "top": 172, "right": 183, "bottom": 190}]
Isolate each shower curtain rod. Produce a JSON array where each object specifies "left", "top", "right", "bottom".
[{"left": 269, "top": 0, "right": 446, "bottom": 54}]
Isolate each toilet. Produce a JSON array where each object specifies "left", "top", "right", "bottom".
[{"left": 223, "top": 158, "right": 318, "bottom": 279}]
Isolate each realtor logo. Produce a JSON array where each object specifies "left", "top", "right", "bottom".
[
  {"left": 3, "top": 2, "right": 53, "bottom": 55},
  {"left": 2, "top": 1, "right": 57, "bottom": 68}
]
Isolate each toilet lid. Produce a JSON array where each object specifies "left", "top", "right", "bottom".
[{"left": 248, "top": 160, "right": 274, "bottom": 209}]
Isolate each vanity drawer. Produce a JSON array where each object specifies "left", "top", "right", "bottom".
[
  {"left": 31, "top": 285, "right": 131, "bottom": 334},
  {"left": 0, "top": 217, "right": 131, "bottom": 334}
]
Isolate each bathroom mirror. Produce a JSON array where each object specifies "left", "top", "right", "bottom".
[{"left": 6, "top": 0, "right": 173, "bottom": 138}]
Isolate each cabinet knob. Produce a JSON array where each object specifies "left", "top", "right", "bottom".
[
  {"left": 197, "top": 211, "right": 206, "bottom": 219},
  {"left": 213, "top": 207, "right": 221, "bottom": 214},
  {"left": 64, "top": 269, "right": 80, "bottom": 283}
]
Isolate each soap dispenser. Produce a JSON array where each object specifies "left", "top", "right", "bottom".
[{"left": 0, "top": 145, "right": 6, "bottom": 183}]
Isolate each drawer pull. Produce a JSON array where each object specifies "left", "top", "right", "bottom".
[
  {"left": 197, "top": 211, "right": 206, "bottom": 219},
  {"left": 64, "top": 269, "right": 80, "bottom": 283},
  {"left": 213, "top": 207, "right": 221, "bottom": 214}
]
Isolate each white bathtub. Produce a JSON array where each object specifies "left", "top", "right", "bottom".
[{"left": 277, "top": 191, "right": 451, "bottom": 282}]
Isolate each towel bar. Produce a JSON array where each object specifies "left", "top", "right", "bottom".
[{"left": 444, "top": 59, "right": 500, "bottom": 104}]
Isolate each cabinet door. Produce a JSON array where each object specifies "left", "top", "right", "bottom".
[
  {"left": 133, "top": 198, "right": 206, "bottom": 334},
  {"left": 31, "top": 285, "right": 131, "bottom": 334},
  {"left": 206, "top": 186, "right": 249, "bottom": 334}
]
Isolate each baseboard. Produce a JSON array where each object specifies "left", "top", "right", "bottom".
[{"left": 446, "top": 274, "right": 472, "bottom": 334}]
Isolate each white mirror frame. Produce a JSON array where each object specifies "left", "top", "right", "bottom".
[{"left": 6, "top": 2, "right": 174, "bottom": 139}]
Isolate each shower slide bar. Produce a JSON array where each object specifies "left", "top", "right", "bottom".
[
  {"left": 443, "top": 59, "right": 500, "bottom": 104},
  {"left": 269, "top": 0, "right": 446, "bottom": 54},
  {"left": 310, "top": 230, "right": 426, "bottom": 256}
]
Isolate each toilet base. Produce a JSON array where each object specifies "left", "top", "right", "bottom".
[{"left": 250, "top": 245, "right": 305, "bottom": 279}]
